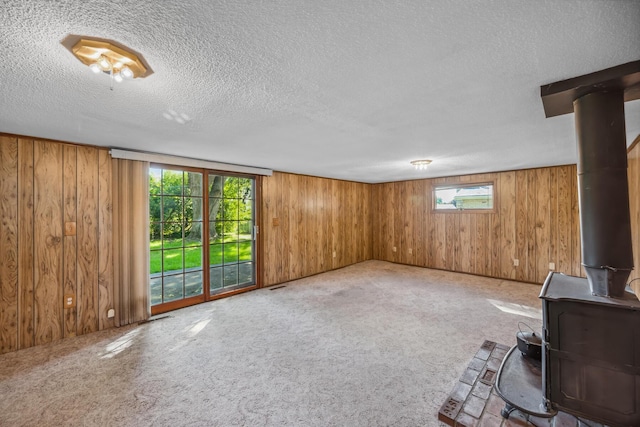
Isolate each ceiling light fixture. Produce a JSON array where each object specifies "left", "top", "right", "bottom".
[
  {"left": 411, "top": 159, "right": 432, "bottom": 170},
  {"left": 65, "top": 36, "right": 153, "bottom": 90}
]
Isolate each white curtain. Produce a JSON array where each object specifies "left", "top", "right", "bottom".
[{"left": 112, "top": 158, "right": 150, "bottom": 325}]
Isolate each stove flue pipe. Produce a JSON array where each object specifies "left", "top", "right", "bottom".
[
  {"left": 540, "top": 60, "right": 640, "bottom": 297},
  {"left": 574, "top": 90, "right": 633, "bottom": 297}
]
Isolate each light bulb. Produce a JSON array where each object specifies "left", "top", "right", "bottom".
[
  {"left": 97, "top": 55, "right": 112, "bottom": 71},
  {"left": 120, "top": 66, "right": 134, "bottom": 79},
  {"left": 89, "top": 63, "right": 101, "bottom": 74},
  {"left": 113, "top": 72, "right": 123, "bottom": 83}
]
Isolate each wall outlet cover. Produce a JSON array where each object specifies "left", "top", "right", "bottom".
[{"left": 64, "top": 293, "right": 76, "bottom": 308}]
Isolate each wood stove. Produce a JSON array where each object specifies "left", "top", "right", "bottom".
[
  {"left": 538, "top": 62, "right": 640, "bottom": 426},
  {"left": 496, "top": 61, "right": 640, "bottom": 426},
  {"left": 541, "top": 273, "right": 640, "bottom": 426}
]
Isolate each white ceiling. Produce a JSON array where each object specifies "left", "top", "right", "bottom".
[{"left": 1, "top": 1, "right": 639, "bottom": 183}]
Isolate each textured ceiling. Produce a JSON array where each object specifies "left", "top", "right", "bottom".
[{"left": 1, "top": 0, "right": 639, "bottom": 183}]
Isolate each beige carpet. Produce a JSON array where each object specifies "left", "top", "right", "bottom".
[{"left": 0, "top": 260, "right": 544, "bottom": 426}]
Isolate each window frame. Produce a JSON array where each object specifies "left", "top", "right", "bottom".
[{"left": 431, "top": 180, "right": 497, "bottom": 213}]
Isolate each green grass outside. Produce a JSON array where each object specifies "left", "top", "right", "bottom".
[{"left": 150, "top": 235, "right": 252, "bottom": 274}]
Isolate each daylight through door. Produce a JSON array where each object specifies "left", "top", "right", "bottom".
[{"left": 149, "top": 166, "right": 256, "bottom": 314}]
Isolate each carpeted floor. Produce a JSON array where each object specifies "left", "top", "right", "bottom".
[{"left": 0, "top": 260, "right": 544, "bottom": 426}]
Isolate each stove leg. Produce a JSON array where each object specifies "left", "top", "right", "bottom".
[{"left": 501, "top": 403, "right": 516, "bottom": 419}]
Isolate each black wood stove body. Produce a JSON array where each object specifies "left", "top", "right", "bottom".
[{"left": 541, "top": 273, "right": 640, "bottom": 426}]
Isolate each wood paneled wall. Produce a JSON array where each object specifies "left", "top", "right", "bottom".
[
  {"left": 629, "top": 136, "right": 640, "bottom": 295},
  {"left": 0, "top": 136, "right": 113, "bottom": 354},
  {"left": 372, "top": 165, "right": 584, "bottom": 284},
  {"left": 261, "top": 172, "right": 372, "bottom": 286},
  {"left": 5, "top": 132, "right": 637, "bottom": 353}
]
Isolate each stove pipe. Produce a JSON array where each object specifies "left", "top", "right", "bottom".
[{"left": 574, "top": 90, "right": 634, "bottom": 297}]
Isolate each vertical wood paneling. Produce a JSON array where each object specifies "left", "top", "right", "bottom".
[
  {"left": 262, "top": 172, "right": 282, "bottom": 285},
  {"left": 382, "top": 183, "right": 395, "bottom": 262},
  {"left": 322, "top": 178, "right": 332, "bottom": 268},
  {"left": 0, "top": 136, "right": 19, "bottom": 353},
  {"left": 362, "top": 183, "right": 372, "bottom": 262},
  {"left": 98, "top": 149, "right": 114, "bottom": 330},
  {"left": 260, "top": 172, "right": 373, "bottom": 286},
  {"left": 500, "top": 172, "right": 516, "bottom": 279},
  {"left": 390, "top": 181, "right": 397, "bottom": 263},
  {"left": 1, "top": 135, "right": 116, "bottom": 355},
  {"left": 371, "top": 185, "right": 379, "bottom": 260},
  {"left": 33, "top": 140, "right": 63, "bottom": 345},
  {"left": 62, "top": 145, "right": 78, "bottom": 337},
  {"left": 468, "top": 214, "right": 476, "bottom": 274},
  {"left": 549, "top": 168, "right": 558, "bottom": 275},
  {"left": 18, "top": 139, "right": 34, "bottom": 349},
  {"left": 434, "top": 214, "right": 446, "bottom": 270},
  {"left": 289, "top": 175, "right": 301, "bottom": 277},
  {"left": 330, "top": 179, "right": 341, "bottom": 269},
  {"left": 280, "top": 173, "right": 290, "bottom": 282},
  {"left": 448, "top": 214, "right": 458, "bottom": 271},
  {"left": 458, "top": 214, "right": 471, "bottom": 273},
  {"left": 484, "top": 213, "right": 493, "bottom": 275},
  {"left": 305, "top": 176, "right": 317, "bottom": 275},
  {"left": 342, "top": 181, "right": 352, "bottom": 267},
  {"left": 336, "top": 180, "right": 345, "bottom": 268},
  {"left": 412, "top": 180, "right": 422, "bottom": 266},
  {"left": 348, "top": 181, "right": 357, "bottom": 266},
  {"left": 557, "top": 166, "right": 571, "bottom": 275},
  {"left": 474, "top": 215, "right": 486, "bottom": 276},
  {"left": 515, "top": 170, "right": 528, "bottom": 281},
  {"left": 77, "top": 146, "right": 99, "bottom": 335},
  {"left": 372, "top": 165, "right": 582, "bottom": 283},
  {"left": 535, "top": 168, "right": 550, "bottom": 282},
  {"left": 395, "top": 182, "right": 406, "bottom": 264},
  {"left": 314, "top": 177, "right": 323, "bottom": 273},
  {"left": 526, "top": 169, "right": 537, "bottom": 281},
  {"left": 261, "top": 165, "right": 584, "bottom": 287},
  {"left": 491, "top": 212, "right": 500, "bottom": 278},
  {"left": 427, "top": 185, "right": 437, "bottom": 267},
  {"left": 413, "top": 180, "right": 431, "bottom": 267},
  {"left": 278, "top": 172, "right": 289, "bottom": 283},
  {"left": 262, "top": 174, "right": 276, "bottom": 285}
]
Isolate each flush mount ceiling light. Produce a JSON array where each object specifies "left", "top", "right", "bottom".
[
  {"left": 411, "top": 159, "right": 432, "bottom": 170},
  {"left": 63, "top": 35, "right": 152, "bottom": 89}
]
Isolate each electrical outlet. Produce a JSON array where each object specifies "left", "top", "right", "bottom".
[
  {"left": 408, "top": 248, "right": 412, "bottom": 254},
  {"left": 392, "top": 246, "right": 397, "bottom": 252},
  {"left": 64, "top": 294, "right": 75, "bottom": 308},
  {"left": 107, "top": 308, "right": 115, "bottom": 318},
  {"left": 549, "top": 262, "right": 555, "bottom": 270},
  {"left": 513, "top": 259, "right": 519, "bottom": 267},
  {"left": 332, "top": 251, "right": 336, "bottom": 258}
]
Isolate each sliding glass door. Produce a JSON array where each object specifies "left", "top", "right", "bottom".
[
  {"left": 150, "top": 166, "right": 256, "bottom": 314},
  {"left": 208, "top": 174, "right": 255, "bottom": 294}
]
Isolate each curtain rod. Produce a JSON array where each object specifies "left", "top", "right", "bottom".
[{"left": 110, "top": 149, "right": 272, "bottom": 176}]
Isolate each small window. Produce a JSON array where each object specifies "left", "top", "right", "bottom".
[{"left": 433, "top": 182, "right": 494, "bottom": 211}]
